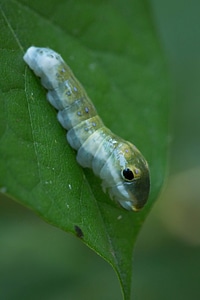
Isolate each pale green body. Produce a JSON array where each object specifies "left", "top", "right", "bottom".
[{"left": 23, "top": 46, "right": 150, "bottom": 211}]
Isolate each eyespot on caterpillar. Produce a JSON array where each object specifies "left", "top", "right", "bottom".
[{"left": 23, "top": 46, "right": 150, "bottom": 211}]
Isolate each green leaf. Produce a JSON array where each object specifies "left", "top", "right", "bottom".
[{"left": 0, "top": 0, "right": 170, "bottom": 299}]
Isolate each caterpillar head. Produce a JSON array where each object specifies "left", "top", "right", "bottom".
[{"left": 101, "top": 141, "right": 150, "bottom": 211}]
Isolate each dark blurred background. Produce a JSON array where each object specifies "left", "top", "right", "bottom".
[{"left": 1, "top": 0, "right": 200, "bottom": 299}]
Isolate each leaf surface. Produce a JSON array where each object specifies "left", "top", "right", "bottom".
[{"left": 0, "top": 1, "right": 170, "bottom": 299}]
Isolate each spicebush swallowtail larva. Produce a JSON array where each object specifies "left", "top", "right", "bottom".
[{"left": 23, "top": 46, "right": 150, "bottom": 211}]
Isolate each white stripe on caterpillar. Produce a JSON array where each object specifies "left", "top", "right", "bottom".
[{"left": 23, "top": 46, "right": 150, "bottom": 211}]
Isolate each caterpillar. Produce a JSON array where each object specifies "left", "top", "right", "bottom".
[{"left": 23, "top": 46, "right": 150, "bottom": 211}]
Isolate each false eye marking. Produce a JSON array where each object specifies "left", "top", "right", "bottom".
[{"left": 122, "top": 168, "right": 135, "bottom": 181}]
